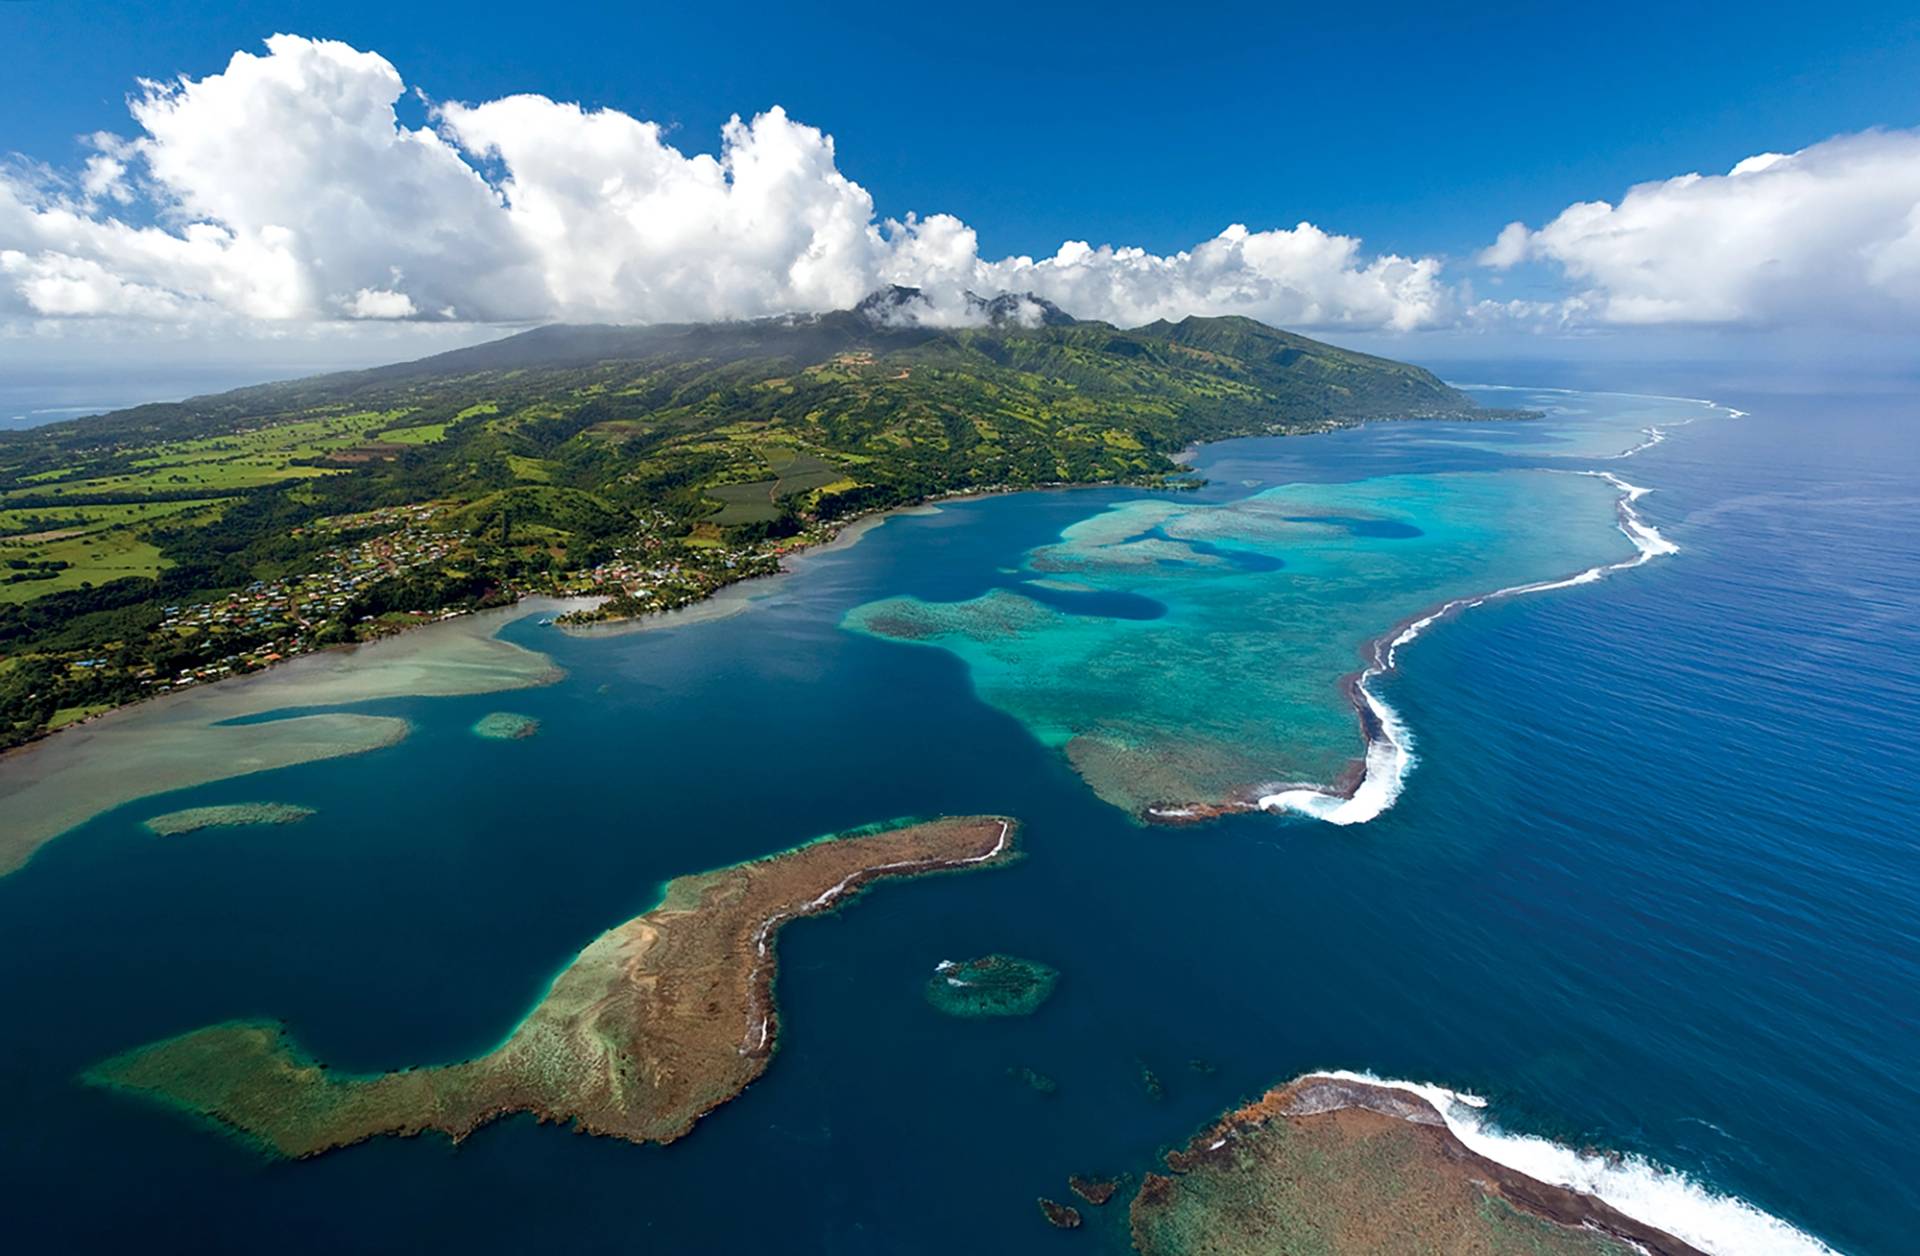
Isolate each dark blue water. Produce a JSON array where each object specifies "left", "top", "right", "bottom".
[{"left": 0, "top": 378, "right": 1914, "bottom": 1253}]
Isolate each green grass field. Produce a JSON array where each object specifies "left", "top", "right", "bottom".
[
  {"left": 1, "top": 527, "right": 170, "bottom": 603},
  {"left": 0, "top": 497, "right": 223, "bottom": 537},
  {"left": 706, "top": 448, "right": 849, "bottom": 523},
  {"left": 0, "top": 495, "right": 231, "bottom": 603},
  {"left": 377, "top": 423, "right": 450, "bottom": 445},
  {"left": 1, "top": 409, "right": 421, "bottom": 505}
]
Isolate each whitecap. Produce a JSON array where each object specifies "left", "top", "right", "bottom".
[
  {"left": 1304, "top": 1071, "right": 1841, "bottom": 1256},
  {"left": 1261, "top": 474, "right": 1679, "bottom": 825}
]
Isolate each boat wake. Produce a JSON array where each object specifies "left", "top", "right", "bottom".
[
  {"left": 1310, "top": 1070, "right": 1840, "bottom": 1256},
  {"left": 1259, "top": 471, "right": 1678, "bottom": 826}
]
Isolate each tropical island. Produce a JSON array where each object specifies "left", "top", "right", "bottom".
[
  {"left": 0, "top": 288, "right": 1510, "bottom": 750},
  {"left": 1128, "top": 1073, "right": 1705, "bottom": 1256},
  {"left": 85, "top": 815, "right": 1017, "bottom": 1157}
]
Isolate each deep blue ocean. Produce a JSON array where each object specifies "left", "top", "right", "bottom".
[{"left": 0, "top": 370, "right": 1913, "bottom": 1253}]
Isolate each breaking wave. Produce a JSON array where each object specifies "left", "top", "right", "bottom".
[
  {"left": 1260, "top": 471, "right": 1678, "bottom": 826},
  {"left": 1310, "top": 1071, "right": 1841, "bottom": 1255}
]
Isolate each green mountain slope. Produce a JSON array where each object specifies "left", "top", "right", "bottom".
[{"left": 0, "top": 290, "right": 1502, "bottom": 747}]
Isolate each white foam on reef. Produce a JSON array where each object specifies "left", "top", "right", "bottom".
[
  {"left": 1306, "top": 1071, "right": 1841, "bottom": 1255},
  {"left": 740, "top": 820, "right": 1013, "bottom": 1053},
  {"left": 1615, "top": 424, "right": 1672, "bottom": 457},
  {"left": 1260, "top": 473, "right": 1678, "bottom": 825}
]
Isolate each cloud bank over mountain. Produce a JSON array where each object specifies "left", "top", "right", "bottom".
[{"left": 2, "top": 34, "right": 1916, "bottom": 348}]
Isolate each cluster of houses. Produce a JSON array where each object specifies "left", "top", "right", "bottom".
[
  {"left": 150, "top": 517, "right": 460, "bottom": 689},
  {"left": 102, "top": 502, "right": 809, "bottom": 696},
  {"left": 557, "top": 527, "right": 791, "bottom": 619}
]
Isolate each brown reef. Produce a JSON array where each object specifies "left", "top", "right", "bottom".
[
  {"left": 87, "top": 816, "right": 1017, "bottom": 1159},
  {"left": 1129, "top": 1073, "right": 1708, "bottom": 1256},
  {"left": 1068, "top": 1174, "right": 1120, "bottom": 1205},
  {"left": 1038, "top": 1198, "right": 1084, "bottom": 1229}
]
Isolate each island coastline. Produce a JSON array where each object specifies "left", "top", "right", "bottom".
[
  {"left": 85, "top": 815, "right": 1019, "bottom": 1158},
  {"left": 1, "top": 401, "right": 1651, "bottom": 868},
  {"left": 1130, "top": 1072, "right": 1708, "bottom": 1256}
]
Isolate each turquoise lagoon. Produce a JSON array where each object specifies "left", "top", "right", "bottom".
[
  {"left": 846, "top": 469, "right": 1637, "bottom": 818},
  {"left": 0, "top": 380, "right": 1907, "bottom": 1256}
]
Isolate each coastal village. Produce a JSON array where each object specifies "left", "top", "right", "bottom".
[
  {"left": 149, "top": 505, "right": 461, "bottom": 688},
  {"left": 29, "top": 479, "right": 1057, "bottom": 726},
  {"left": 125, "top": 508, "right": 796, "bottom": 696}
]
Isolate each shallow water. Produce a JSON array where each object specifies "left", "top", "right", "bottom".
[
  {"left": 0, "top": 380, "right": 1913, "bottom": 1254},
  {"left": 846, "top": 468, "right": 1634, "bottom": 814}
]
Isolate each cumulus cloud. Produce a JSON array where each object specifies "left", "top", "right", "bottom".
[
  {"left": 0, "top": 34, "right": 1452, "bottom": 335},
  {"left": 1481, "top": 129, "right": 1920, "bottom": 327},
  {"left": 972, "top": 225, "right": 1451, "bottom": 331},
  {"left": 346, "top": 287, "right": 418, "bottom": 319},
  {"left": 6, "top": 35, "right": 1916, "bottom": 345}
]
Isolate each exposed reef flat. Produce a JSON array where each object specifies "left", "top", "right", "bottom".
[
  {"left": 1129, "top": 1074, "right": 1705, "bottom": 1256},
  {"left": 144, "top": 803, "right": 316, "bottom": 836},
  {"left": 86, "top": 816, "right": 1018, "bottom": 1158},
  {"left": 0, "top": 598, "right": 581, "bottom": 877},
  {"left": 1069, "top": 1174, "right": 1120, "bottom": 1205},
  {"left": 470, "top": 712, "right": 539, "bottom": 740},
  {"left": 1038, "top": 1198, "right": 1083, "bottom": 1229},
  {"left": 924, "top": 954, "right": 1058, "bottom": 1017}
]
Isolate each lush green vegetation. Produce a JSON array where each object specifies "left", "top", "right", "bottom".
[{"left": 0, "top": 289, "right": 1498, "bottom": 748}]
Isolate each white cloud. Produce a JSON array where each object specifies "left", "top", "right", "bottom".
[
  {"left": 4, "top": 34, "right": 1916, "bottom": 349},
  {"left": 1481, "top": 129, "right": 1920, "bottom": 328},
  {"left": 79, "top": 154, "right": 131, "bottom": 205},
  {"left": 0, "top": 34, "right": 1452, "bottom": 337},
  {"left": 0, "top": 248, "right": 191, "bottom": 318},
  {"left": 967, "top": 223, "right": 1451, "bottom": 331},
  {"left": 435, "top": 97, "right": 885, "bottom": 322},
  {"left": 346, "top": 287, "right": 417, "bottom": 319}
]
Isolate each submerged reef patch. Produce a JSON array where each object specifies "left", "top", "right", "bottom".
[
  {"left": 470, "top": 711, "right": 540, "bottom": 740},
  {"left": 924, "top": 954, "right": 1059, "bottom": 1017},
  {"left": 144, "top": 803, "right": 317, "bottom": 835},
  {"left": 0, "top": 597, "right": 575, "bottom": 877},
  {"left": 87, "top": 816, "right": 1018, "bottom": 1158}
]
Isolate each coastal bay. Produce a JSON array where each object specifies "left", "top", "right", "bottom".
[{"left": 0, "top": 596, "right": 584, "bottom": 874}]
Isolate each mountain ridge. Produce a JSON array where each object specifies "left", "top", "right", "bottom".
[{"left": 11, "top": 290, "right": 1471, "bottom": 445}]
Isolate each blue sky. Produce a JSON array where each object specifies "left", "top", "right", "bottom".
[
  {"left": 9, "top": 0, "right": 1918, "bottom": 260},
  {"left": 2, "top": 0, "right": 1919, "bottom": 387}
]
